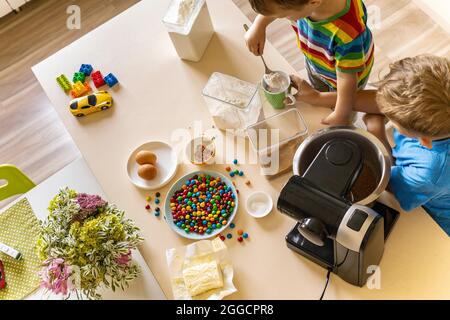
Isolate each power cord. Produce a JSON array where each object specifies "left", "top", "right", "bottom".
[
  {"left": 319, "top": 269, "right": 331, "bottom": 300},
  {"left": 319, "top": 249, "right": 350, "bottom": 300}
]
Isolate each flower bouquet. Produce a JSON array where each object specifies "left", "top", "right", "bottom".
[{"left": 36, "top": 188, "right": 143, "bottom": 299}]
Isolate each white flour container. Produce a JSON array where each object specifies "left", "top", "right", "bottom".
[{"left": 163, "top": 0, "right": 215, "bottom": 62}]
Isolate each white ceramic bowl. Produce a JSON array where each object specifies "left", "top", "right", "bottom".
[
  {"left": 164, "top": 170, "right": 238, "bottom": 240},
  {"left": 245, "top": 191, "right": 273, "bottom": 218},
  {"left": 127, "top": 141, "right": 178, "bottom": 190}
]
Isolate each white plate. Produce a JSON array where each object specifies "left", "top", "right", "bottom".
[
  {"left": 164, "top": 170, "right": 239, "bottom": 240},
  {"left": 245, "top": 191, "right": 273, "bottom": 218},
  {"left": 127, "top": 141, "right": 178, "bottom": 190}
]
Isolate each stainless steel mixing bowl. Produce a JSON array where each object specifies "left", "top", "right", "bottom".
[{"left": 292, "top": 127, "right": 391, "bottom": 206}]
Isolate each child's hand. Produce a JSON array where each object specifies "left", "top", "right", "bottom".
[
  {"left": 290, "top": 75, "right": 319, "bottom": 103},
  {"left": 245, "top": 22, "right": 267, "bottom": 56},
  {"left": 363, "top": 114, "right": 392, "bottom": 156},
  {"left": 363, "top": 114, "right": 386, "bottom": 135},
  {"left": 321, "top": 110, "right": 352, "bottom": 126}
]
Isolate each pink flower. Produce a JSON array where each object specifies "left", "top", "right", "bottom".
[
  {"left": 73, "top": 193, "right": 107, "bottom": 222},
  {"left": 39, "top": 258, "right": 73, "bottom": 296},
  {"left": 76, "top": 193, "right": 107, "bottom": 213},
  {"left": 116, "top": 250, "right": 132, "bottom": 266}
]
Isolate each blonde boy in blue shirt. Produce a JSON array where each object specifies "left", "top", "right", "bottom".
[{"left": 293, "top": 55, "right": 450, "bottom": 235}]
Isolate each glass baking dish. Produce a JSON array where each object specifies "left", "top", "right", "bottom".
[
  {"left": 246, "top": 108, "right": 308, "bottom": 176},
  {"left": 202, "top": 72, "right": 262, "bottom": 134}
]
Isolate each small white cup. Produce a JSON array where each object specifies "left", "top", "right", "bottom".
[{"left": 245, "top": 191, "right": 273, "bottom": 218}]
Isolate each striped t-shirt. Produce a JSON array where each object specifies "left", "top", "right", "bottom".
[{"left": 293, "top": 0, "right": 374, "bottom": 89}]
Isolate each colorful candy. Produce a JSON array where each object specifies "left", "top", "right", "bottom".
[
  {"left": 169, "top": 173, "right": 237, "bottom": 235},
  {"left": 156, "top": 192, "right": 161, "bottom": 198},
  {"left": 155, "top": 198, "right": 160, "bottom": 205},
  {"left": 245, "top": 180, "right": 251, "bottom": 186},
  {"left": 145, "top": 205, "right": 151, "bottom": 210},
  {"left": 233, "top": 159, "right": 238, "bottom": 165},
  {"left": 146, "top": 196, "right": 152, "bottom": 202},
  {"left": 239, "top": 171, "right": 244, "bottom": 176},
  {"left": 218, "top": 224, "right": 249, "bottom": 242},
  {"left": 230, "top": 172, "right": 235, "bottom": 177},
  {"left": 225, "top": 167, "right": 231, "bottom": 172}
]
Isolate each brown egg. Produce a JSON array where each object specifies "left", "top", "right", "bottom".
[
  {"left": 135, "top": 150, "right": 157, "bottom": 165},
  {"left": 138, "top": 164, "right": 157, "bottom": 180}
]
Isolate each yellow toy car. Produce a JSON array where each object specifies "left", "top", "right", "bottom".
[{"left": 69, "top": 91, "right": 113, "bottom": 117}]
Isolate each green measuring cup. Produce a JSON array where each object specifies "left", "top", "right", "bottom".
[{"left": 261, "top": 71, "right": 296, "bottom": 110}]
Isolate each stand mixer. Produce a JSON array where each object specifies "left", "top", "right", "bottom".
[{"left": 277, "top": 127, "right": 399, "bottom": 287}]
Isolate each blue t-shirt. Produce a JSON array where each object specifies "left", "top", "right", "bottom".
[{"left": 390, "top": 129, "right": 450, "bottom": 236}]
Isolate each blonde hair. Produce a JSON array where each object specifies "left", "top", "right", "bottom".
[{"left": 376, "top": 55, "right": 450, "bottom": 138}]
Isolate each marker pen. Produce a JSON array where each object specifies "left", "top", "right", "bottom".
[{"left": 0, "top": 242, "right": 22, "bottom": 260}]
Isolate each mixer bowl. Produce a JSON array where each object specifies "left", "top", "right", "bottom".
[{"left": 293, "top": 127, "right": 391, "bottom": 206}]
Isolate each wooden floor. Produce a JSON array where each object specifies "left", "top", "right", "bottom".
[
  {"left": 0, "top": 0, "right": 449, "bottom": 208},
  {"left": 0, "top": 0, "right": 139, "bottom": 207}
]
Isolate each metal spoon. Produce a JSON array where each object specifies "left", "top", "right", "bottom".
[{"left": 244, "top": 24, "right": 273, "bottom": 75}]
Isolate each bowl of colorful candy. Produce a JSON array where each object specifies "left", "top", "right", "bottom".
[{"left": 164, "top": 171, "right": 239, "bottom": 240}]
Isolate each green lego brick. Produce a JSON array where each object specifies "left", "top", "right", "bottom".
[
  {"left": 73, "top": 72, "right": 86, "bottom": 83},
  {"left": 56, "top": 74, "right": 72, "bottom": 92}
]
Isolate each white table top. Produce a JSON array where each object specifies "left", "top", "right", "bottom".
[
  {"left": 1, "top": 158, "right": 166, "bottom": 300},
  {"left": 31, "top": 0, "right": 450, "bottom": 299}
]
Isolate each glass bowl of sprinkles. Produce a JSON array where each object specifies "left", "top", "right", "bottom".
[{"left": 164, "top": 170, "right": 239, "bottom": 240}]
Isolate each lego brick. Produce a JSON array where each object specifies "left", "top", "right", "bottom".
[
  {"left": 73, "top": 72, "right": 86, "bottom": 83},
  {"left": 91, "top": 70, "right": 106, "bottom": 88},
  {"left": 79, "top": 64, "right": 93, "bottom": 76},
  {"left": 56, "top": 74, "right": 72, "bottom": 92},
  {"left": 104, "top": 73, "right": 119, "bottom": 88},
  {"left": 70, "top": 81, "right": 91, "bottom": 98}
]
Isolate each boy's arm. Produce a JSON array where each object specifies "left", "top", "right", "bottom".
[
  {"left": 291, "top": 75, "right": 382, "bottom": 114},
  {"left": 321, "top": 71, "right": 357, "bottom": 125},
  {"left": 363, "top": 114, "right": 393, "bottom": 159},
  {"left": 245, "top": 15, "right": 276, "bottom": 56},
  {"left": 390, "top": 166, "right": 440, "bottom": 212},
  {"left": 364, "top": 118, "right": 439, "bottom": 213}
]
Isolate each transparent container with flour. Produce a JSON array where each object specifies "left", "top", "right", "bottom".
[
  {"left": 202, "top": 72, "right": 262, "bottom": 134},
  {"left": 163, "top": 0, "right": 215, "bottom": 62}
]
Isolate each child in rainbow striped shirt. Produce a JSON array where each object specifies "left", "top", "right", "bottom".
[{"left": 245, "top": 0, "right": 374, "bottom": 125}]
